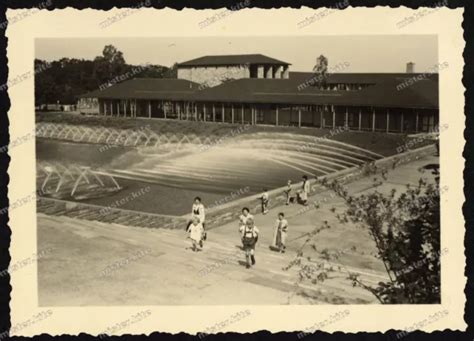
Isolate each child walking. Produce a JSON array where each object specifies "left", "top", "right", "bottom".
[
  {"left": 261, "top": 189, "right": 269, "bottom": 214},
  {"left": 239, "top": 218, "right": 259, "bottom": 269},
  {"left": 284, "top": 180, "right": 293, "bottom": 205},
  {"left": 188, "top": 196, "right": 206, "bottom": 245},
  {"left": 187, "top": 216, "right": 204, "bottom": 252}
]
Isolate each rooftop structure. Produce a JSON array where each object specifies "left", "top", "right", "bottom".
[{"left": 177, "top": 54, "right": 291, "bottom": 87}]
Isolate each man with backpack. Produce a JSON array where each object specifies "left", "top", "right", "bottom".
[{"left": 239, "top": 217, "right": 259, "bottom": 269}]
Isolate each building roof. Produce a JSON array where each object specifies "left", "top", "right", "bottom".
[
  {"left": 79, "top": 73, "right": 438, "bottom": 110},
  {"left": 78, "top": 78, "right": 198, "bottom": 101},
  {"left": 344, "top": 78, "right": 438, "bottom": 109},
  {"left": 177, "top": 54, "right": 291, "bottom": 67},
  {"left": 191, "top": 76, "right": 438, "bottom": 109},
  {"left": 289, "top": 71, "right": 439, "bottom": 85}
]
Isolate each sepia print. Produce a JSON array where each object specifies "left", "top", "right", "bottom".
[
  {"left": 5, "top": 6, "right": 465, "bottom": 335},
  {"left": 34, "top": 35, "right": 442, "bottom": 306}
]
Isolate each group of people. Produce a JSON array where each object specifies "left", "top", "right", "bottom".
[
  {"left": 238, "top": 208, "right": 289, "bottom": 268},
  {"left": 262, "top": 174, "right": 311, "bottom": 213},
  {"left": 185, "top": 197, "right": 206, "bottom": 252},
  {"left": 185, "top": 174, "right": 311, "bottom": 268}
]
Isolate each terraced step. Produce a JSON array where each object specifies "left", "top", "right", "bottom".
[
  {"left": 38, "top": 213, "right": 382, "bottom": 304},
  {"left": 37, "top": 197, "right": 185, "bottom": 230}
]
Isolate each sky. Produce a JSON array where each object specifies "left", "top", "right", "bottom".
[{"left": 35, "top": 35, "right": 438, "bottom": 73}]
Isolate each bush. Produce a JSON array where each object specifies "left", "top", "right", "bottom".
[{"left": 286, "top": 167, "right": 441, "bottom": 304}]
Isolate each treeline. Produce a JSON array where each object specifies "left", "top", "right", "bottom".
[{"left": 35, "top": 45, "right": 177, "bottom": 106}]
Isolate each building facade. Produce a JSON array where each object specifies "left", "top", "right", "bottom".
[
  {"left": 79, "top": 54, "right": 439, "bottom": 134},
  {"left": 177, "top": 65, "right": 250, "bottom": 88},
  {"left": 176, "top": 54, "right": 290, "bottom": 87}
]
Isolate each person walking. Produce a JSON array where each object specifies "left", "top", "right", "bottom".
[
  {"left": 284, "top": 180, "right": 293, "bottom": 205},
  {"left": 271, "top": 212, "right": 288, "bottom": 253},
  {"left": 239, "top": 217, "right": 259, "bottom": 269},
  {"left": 261, "top": 189, "right": 269, "bottom": 214},
  {"left": 238, "top": 207, "right": 254, "bottom": 230},
  {"left": 298, "top": 175, "right": 310, "bottom": 206},
  {"left": 189, "top": 196, "right": 206, "bottom": 245},
  {"left": 186, "top": 216, "right": 204, "bottom": 252}
]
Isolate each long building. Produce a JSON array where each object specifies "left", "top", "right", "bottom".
[{"left": 78, "top": 54, "right": 439, "bottom": 133}]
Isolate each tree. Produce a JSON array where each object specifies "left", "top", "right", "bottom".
[
  {"left": 163, "top": 62, "right": 178, "bottom": 78},
  {"left": 35, "top": 59, "right": 57, "bottom": 106},
  {"left": 312, "top": 55, "right": 329, "bottom": 90},
  {"left": 34, "top": 45, "right": 170, "bottom": 106},
  {"left": 285, "top": 164, "right": 441, "bottom": 304},
  {"left": 93, "top": 45, "right": 128, "bottom": 86},
  {"left": 134, "top": 64, "right": 169, "bottom": 78},
  {"left": 102, "top": 45, "right": 126, "bottom": 65}
]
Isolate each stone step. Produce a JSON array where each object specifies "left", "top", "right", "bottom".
[
  {"left": 41, "top": 211, "right": 381, "bottom": 289},
  {"left": 37, "top": 198, "right": 184, "bottom": 230},
  {"left": 73, "top": 209, "right": 102, "bottom": 219},
  {"left": 67, "top": 208, "right": 95, "bottom": 218},
  {"left": 38, "top": 213, "right": 381, "bottom": 303}
]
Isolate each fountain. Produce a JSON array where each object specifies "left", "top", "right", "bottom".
[
  {"left": 36, "top": 122, "right": 385, "bottom": 201},
  {"left": 37, "top": 161, "right": 121, "bottom": 200}
]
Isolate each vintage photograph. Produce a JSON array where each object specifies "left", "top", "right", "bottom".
[{"left": 33, "top": 35, "right": 443, "bottom": 306}]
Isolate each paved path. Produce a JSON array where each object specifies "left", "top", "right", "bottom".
[{"left": 37, "top": 153, "right": 438, "bottom": 306}]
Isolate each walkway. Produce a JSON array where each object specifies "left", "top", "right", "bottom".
[{"left": 37, "top": 153, "right": 438, "bottom": 306}]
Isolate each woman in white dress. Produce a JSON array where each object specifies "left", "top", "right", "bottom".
[
  {"left": 298, "top": 175, "right": 310, "bottom": 206},
  {"left": 191, "top": 197, "right": 205, "bottom": 226},
  {"left": 271, "top": 212, "right": 288, "bottom": 253},
  {"left": 188, "top": 197, "right": 206, "bottom": 246},
  {"left": 238, "top": 207, "right": 254, "bottom": 230}
]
